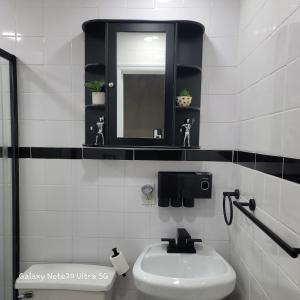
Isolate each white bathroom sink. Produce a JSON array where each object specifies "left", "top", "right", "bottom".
[{"left": 133, "top": 243, "right": 236, "bottom": 300}]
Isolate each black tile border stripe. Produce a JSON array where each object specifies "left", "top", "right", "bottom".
[
  {"left": 31, "top": 147, "right": 82, "bottom": 159},
  {"left": 15, "top": 147, "right": 300, "bottom": 185},
  {"left": 283, "top": 158, "right": 300, "bottom": 184},
  {"left": 235, "top": 151, "right": 255, "bottom": 169},
  {"left": 256, "top": 154, "right": 283, "bottom": 178},
  {"left": 83, "top": 147, "right": 133, "bottom": 160},
  {"left": 18, "top": 147, "right": 234, "bottom": 162},
  {"left": 135, "top": 149, "right": 186, "bottom": 161},
  {"left": 233, "top": 150, "right": 300, "bottom": 184},
  {"left": 186, "top": 150, "right": 232, "bottom": 162}
]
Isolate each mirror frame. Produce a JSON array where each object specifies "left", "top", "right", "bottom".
[
  {"left": 107, "top": 22, "right": 175, "bottom": 146},
  {"left": 0, "top": 48, "right": 19, "bottom": 300}
]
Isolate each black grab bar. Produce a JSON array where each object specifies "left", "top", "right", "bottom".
[{"left": 223, "top": 190, "right": 300, "bottom": 259}]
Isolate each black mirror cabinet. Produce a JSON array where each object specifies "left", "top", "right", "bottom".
[{"left": 82, "top": 19, "right": 204, "bottom": 148}]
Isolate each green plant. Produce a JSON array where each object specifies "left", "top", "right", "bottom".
[
  {"left": 179, "top": 89, "right": 191, "bottom": 97},
  {"left": 85, "top": 80, "right": 105, "bottom": 92}
]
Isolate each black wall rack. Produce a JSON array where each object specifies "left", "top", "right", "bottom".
[{"left": 223, "top": 190, "right": 300, "bottom": 259}]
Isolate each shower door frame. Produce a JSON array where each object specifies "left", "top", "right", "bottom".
[{"left": 0, "top": 48, "right": 19, "bottom": 300}]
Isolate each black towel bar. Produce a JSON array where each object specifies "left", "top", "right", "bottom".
[{"left": 223, "top": 190, "right": 300, "bottom": 259}]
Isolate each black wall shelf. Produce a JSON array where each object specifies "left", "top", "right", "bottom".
[
  {"left": 177, "top": 64, "right": 202, "bottom": 72},
  {"left": 85, "top": 63, "right": 105, "bottom": 72},
  {"left": 176, "top": 106, "right": 200, "bottom": 111},
  {"left": 86, "top": 104, "right": 105, "bottom": 109},
  {"left": 83, "top": 19, "right": 204, "bottom": 147}
]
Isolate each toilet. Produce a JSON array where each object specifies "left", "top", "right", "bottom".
[{"left": 15, "top": 264, "right": 116, "bottom": 300}]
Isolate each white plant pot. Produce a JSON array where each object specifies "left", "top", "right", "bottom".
[
  {"left": 176, "top": 96, "right": 192, "bottom": 107},
  {"left": 92, "top": 92, "right": 105, "bottom": 105}
]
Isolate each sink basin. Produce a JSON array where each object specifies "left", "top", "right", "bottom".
[{"left": 133, "top": 243, "right": 236, "bottom": 300}]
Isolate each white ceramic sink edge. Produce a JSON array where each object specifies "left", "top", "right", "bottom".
[{"left": 133, "top": 243, "right": 236, "bottom": 300}]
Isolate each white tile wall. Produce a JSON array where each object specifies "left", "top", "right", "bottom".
[
  {"left": 19, "top": 159, "right": 233, "bottom": 300},
  {"left": 0, "top": 0, "right": 240, "bottom": 150},
  {"left": 232, "top": 1, "right": 300, "bottom": 299},
  {"left": 6, "top": 1, "right": 300, "bottom": 300}
]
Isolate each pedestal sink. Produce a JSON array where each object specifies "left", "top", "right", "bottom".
[{"left": 133, "top": 243, "right": 236, "bottom": 300}]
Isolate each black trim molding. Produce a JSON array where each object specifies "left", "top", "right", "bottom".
[
  {"left": 283, "top": 158, "right": 300, "bottom": 184},
  {"left": 17, "top": 147, "right": 300, "bottom": 185},
  {"left": 18, "top": 147, "right": 233, "bottom": 162},
  {"left": 31, "top": 147, "right": 82, "bottom": 159},
  {"left": 234, "top": 151, "right": 300, "bottom": 185},
  {"left": 83, "top": 147, "right": 133, "bottom": 160}
]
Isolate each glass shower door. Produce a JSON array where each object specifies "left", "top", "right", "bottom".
[{"left": 0, "top": 49, "right": 19, "bottom": 300}]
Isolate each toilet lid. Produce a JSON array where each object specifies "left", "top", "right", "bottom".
[{"left": 15, "top": 264, "right": 116, "bottom": 292}]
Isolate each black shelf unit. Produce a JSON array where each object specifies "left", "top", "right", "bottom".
[
  {"left": 175, "top": 22, "right": 203, "bottom": 147},
  {"left": 177, "top": 64, "right": 202, "bottom": 72},
  {"left": 83, "top": 19, "right": 204, "bottom": 147},
  {"left": 85, "top": 104, "right": 105, "bottom": 109},
  {"left": 85, "top": 63, "right": 105, "bottom": 72},
  {"left": 83, "top": 21, "right": 107, "bottom": 145},
  {"left": 176, "top": 106, "right": 200, "bottom": 111}
]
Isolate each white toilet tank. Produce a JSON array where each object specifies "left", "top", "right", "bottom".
[{"left": 15, "top": 264, "right": 116, "bottom": 300}]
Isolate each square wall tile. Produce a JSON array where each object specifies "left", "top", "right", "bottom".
[
  {"left": 125, "top": 161, "right": 159, "bottom": 186},
  {"left": 72, "top": 160, "right": 99, "bottom": 186},
  {"left": 283, "top": 108, "right": 300, "bottom": 159},
  {"left": 16, "top": 37, "right": 45, "bottom": 65},
  {"left": 74, "top": 212, "right": 99, "bottom": 237},
  {"left": 124, "top": 213, "right": 150, "bottom": 238},
  {"left": 45, "top": 212, "right": 73, "bottom": 237},
  {"left": 286, "top": 57, "right": 300, "bottom": 110},
  {"left": 201, "top": 94, "right": 237, "bottom": 123},
  {"left": 44, "top": 66, "right": 72, "bottom": 93},
  {"left": 45, "top": 159, "right": 72, "bottom": 185},
  {"left": 287, "top": 8, "right": 300, "bottom": 63},
  {"left": 254, "top": 113, "right": 283, "bottom": 156},
  {"left": 98, "top": 185, "right": 124, "bottom": 212},
  {"left": 263, "top": 175, "right": 281, "bottom": 219},
  {"left": 44, "top": 186, "right": 73, "bottom": 211},
  {"left": 210, "top": 0, "right": 240, "bottom": 37},
  {"left": 73, "top": 186, "right": 98, "bottom": 211},
  {"left": 98, "top": 212, "right": 124, "bottom": 237},
  {"left": 155, "top": 0, "right": 183, "bottom": 8},
  {"left": 71, "top": 34, "right": 85, "bottom": 65},
  {"left": 73, "top": 238, "right": 99, "bottom": 263},
  {"left": 127, "top": 0, "right": 155, "bottom": 9},
  {"left": 124, "top": 186, "right": 150, "bottom": 213},
  {"left": 209, "top": 67, "right": 237, "bottom": 94},
  {"left": 280, "top": 180, "right": 300, "bottom": 235},
  {"left": 20, "top": 237, "right": 45, "bottom": 262},
  {"left": 16, "top": 6, "right": 44, "bottom": 36},
  {"left": 0, "top": 0, "right": 16, "bottom": 35},
  {"left": 45, "top": 37, "right": 72, "bottom": 65},
  {"left": 18, "top": 65, "right": 45, "bottom": 93},
  {"left": 44, "top": 238, "right": 73, "bottom": 262},
  {"left": 98, "top": 0, "right": 126, "bottom": 8},
  {"left": 19, "top": 185, "right": 46, "bottom": 211},
  {"left": 200, "top": 122, "right": 237, "bottom": 150},
  {"left": 204, "top": 36, "right": 238, "bottom": 67},
  {"left": 98, "top": 160, "right": 125, "bottom": 186},
  {"left": 20, "top": 211, "right": 46, "bottom": 236}
]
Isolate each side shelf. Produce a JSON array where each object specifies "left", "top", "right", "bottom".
[
  {"left": 84, "top": 21, "right": 108, "bottom": 145},
  {"left": 175, "top": 22, "right": 204, "bottom": 147}
]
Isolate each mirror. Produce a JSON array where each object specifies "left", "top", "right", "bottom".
[{"left": 116, "top": 32, "right": 166, "bottom": 139}]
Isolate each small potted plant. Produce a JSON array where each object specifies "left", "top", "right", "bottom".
[
  {"left": 85, "top": 80, "right": 106, "bottom": 105},
  {"left": 176, "top": 89, "right": 192, "bottom": 107}
]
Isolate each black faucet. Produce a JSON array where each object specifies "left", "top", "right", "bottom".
[{"left": 161, "top": 228, "right": 202, "bottom": 254}]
